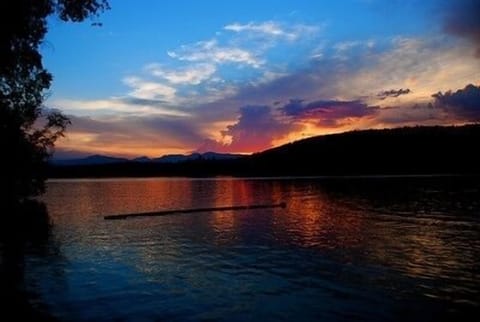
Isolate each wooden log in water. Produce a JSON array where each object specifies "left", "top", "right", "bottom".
[{"left": 104, "top": 202, "right": 287, "bottom": 220}]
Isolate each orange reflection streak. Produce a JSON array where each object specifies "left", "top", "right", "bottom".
[
  {"left": 271, "top": 184, "right": 365, "bottom": 250},
  {"left": 46, "top": 179, "right": 202, "bottom": 226},
  {"left": 207, "top": 179, "right": 262, "bottom": 244},
  {"left": 211, "top": 180, "right": 234, "bottom": 230},
  {"left": 44, "top": 178, "right": 478, "bottom": 285}
]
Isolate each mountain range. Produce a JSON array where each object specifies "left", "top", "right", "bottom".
[
  {"left": 52, "top": 152, "right": 245, "bottom": 166},
  {"left": 49, "top": 124, "right": 480, "bottom": 177}
]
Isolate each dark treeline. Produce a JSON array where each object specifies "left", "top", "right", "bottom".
[{"left": 49, "top": 124, "right": 480, "bottom": 178}]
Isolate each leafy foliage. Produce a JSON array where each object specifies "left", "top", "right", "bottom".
[{"left": 0, "top": 0, "right": 109, "bottom": 200}]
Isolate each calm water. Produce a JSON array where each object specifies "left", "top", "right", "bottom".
[{"left": 3, "top": 177, "right": 480, "bottom": 321}]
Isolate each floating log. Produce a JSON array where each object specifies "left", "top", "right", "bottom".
[{"left": 104, "top": 202, "right": 287, "bottom": 220}]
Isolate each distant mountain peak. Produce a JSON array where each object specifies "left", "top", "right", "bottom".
[
  {"left": 51, "top": 154, "right": 129, "bottom": 166},
  {"left": 51, "top": 151, "right": 246, "bottom": 166},
  {"left": 132, "top": 156, "right": 151, "bottom": 163}
]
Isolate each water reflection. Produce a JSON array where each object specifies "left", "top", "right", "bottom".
[{"left": 34, "top": 177, "right": 480, "bottom": 320}]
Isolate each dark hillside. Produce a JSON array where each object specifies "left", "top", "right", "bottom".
[{"left": 243, "top": 125, "right": 480, "bottom": 176}]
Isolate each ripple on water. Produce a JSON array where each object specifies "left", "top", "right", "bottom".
[{"left": 11, "top": 177, "right": 478, "bottom": 321}]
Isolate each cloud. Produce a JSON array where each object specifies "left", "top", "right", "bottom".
[
  {"left": 56, "top": 83, "right": 480, "bottom": 158},
  {"left": 123, "top": 76, "right": 177, "bottom": 102},
  {"left": 50, "top": 97, "right": 189, "bottom": 117},
  {"left": 161, "top": 20, "right": 321, "bottom": 85},
  {"left": 51, "top": 15, "right": 480, "bottom": 158},
  {"left": 442, "top": 0, "right": 480, "bottom": 57},
  {"left": 373, "top": 104, "right": 448, "bottom": 126},
  {"left": 323, "top": 36, "right": 480, "bottom": 105},
  {"left": 197, "top": 105, "right": 297, "bottom": 153},
  {"left": 377, "top": 88, "right": 411, "bottom": 100},
  {"left": 224, "top": 21, "right": 318, "bottom": 41},
  {"left": 282, "top": 99, "right": 379, "bottom": 127},
  {"left": 432, "top": 84, "right": 480, "bottom": 121},
  {"left": 167, "top": 39, "right": 262, "bottom": 68},
  {"left": 225, "top": 21, "right": 288, "bottom": 36},
  {"left": 58, "top": 114, "right": 208, "bottom": 157},
  {"left": 370, "top": 85, "right": 480, "bottom": 127},
  {"left": 146, "top": 63, "right": 216, "bottom": 85},
  {"left": 333, "top": 40, "right": 362, "bottom": 58}
]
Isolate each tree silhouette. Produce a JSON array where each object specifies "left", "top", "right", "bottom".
[{"left": 0, "top": 0, "right": 109, "bottom": 201}]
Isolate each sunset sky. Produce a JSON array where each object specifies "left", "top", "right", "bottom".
[{"left": 43, "top": 0, "right": 480, "bottom": 158}]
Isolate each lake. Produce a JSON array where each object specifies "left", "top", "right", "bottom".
[{"left": 2, "top": 177, "right": 479, "bottom": 321}]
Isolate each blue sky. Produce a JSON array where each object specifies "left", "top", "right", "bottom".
[{"left": 42, "top": 0, "right": 480, "bottom": 158}]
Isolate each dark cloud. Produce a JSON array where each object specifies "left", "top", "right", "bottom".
[
  {"left": 377, "top": 88, "right": 411, "bottom": 100},
  {"left": 374, "top": 84, "right": 480, "bottom": 125},
  {"left": 225, "top": 56, "right": 357, "bottom": 107},
  {"left": 197, "top": 105, "right": 297, "bottom": 153},
  {"left": 199, "top": 97, "right": 385, "bottom": 154},
  {"left": 281, "top": 98, "right": 379, "bottom": 127},
  {"left": 282, "top": 99, "right": 305, "bottom": 116},
  {"left": 375, "top": 103, "right": 447, "bottom": 125},
  {"left": 443, "top": 0, "right": 480, "bottom": 57},
  {"left": 432, "top": 84, "right": 480, "bottom": 121}
]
